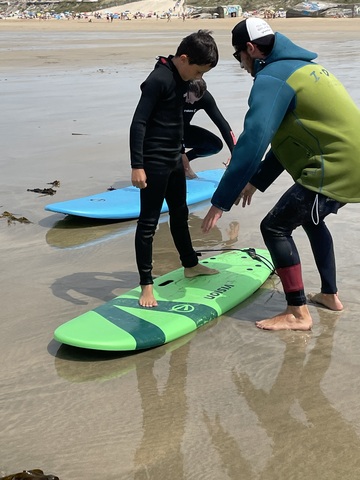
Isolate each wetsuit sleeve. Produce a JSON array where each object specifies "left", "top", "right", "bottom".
[
  {"left": 203, "top": 92, "right": 236, "bottom": 153},
  {"left": 250, "top": 149, "right": 285, "bottom": 191},
  {"left": 211, "top": 75, "right": 295, "bottom": 211},
  {"left": 129, "top": 74, "right": 164, "bottom": 168}
]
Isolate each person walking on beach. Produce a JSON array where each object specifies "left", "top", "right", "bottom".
[
  {"left": 201, "top": 18, "right": 360, "bottom": 331},
  {"left": 130, "top": 30, "right": 219, "bottom": 307},
  {"left": 182, "top": 78, "right": 237, "bottom": 179}
]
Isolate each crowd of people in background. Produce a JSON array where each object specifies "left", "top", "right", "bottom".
[{"left": 1, "top": 0, "right": 189, "bottom": 21}]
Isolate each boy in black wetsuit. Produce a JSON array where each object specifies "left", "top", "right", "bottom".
[
  {"left": 130, "top": 30, "right": 219, "bottom": 307},
  {"left": 182, "top": 78, "right": 236, "bottom": 179}
]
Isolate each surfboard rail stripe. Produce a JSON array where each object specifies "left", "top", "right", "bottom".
[
  {"left": 96, "top": 301, "right": 166, "bottom": 349},
  {"left": 94, "top": 298, "right": 219, "bottom": 349}
]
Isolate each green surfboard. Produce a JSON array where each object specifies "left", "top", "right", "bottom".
[{"left": 54, "top": 248, "right": 274, "bottom": 351}]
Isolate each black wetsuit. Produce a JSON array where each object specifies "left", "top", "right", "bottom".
[
  {"left": 130, "top": 55, "right": 198, "bottom": 285},
  {"left": 183, "top": 91, "right": 235, "bottom": 161}
]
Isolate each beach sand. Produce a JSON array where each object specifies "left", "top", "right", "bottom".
[{"left": 1, "top": 16, "right": 360, "bottom": 480}]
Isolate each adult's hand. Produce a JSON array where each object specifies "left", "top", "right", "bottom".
[
  {"left": 235, "top": 183, "right": 257, "bottom": 207},
  {"left": 201, "top": 205, "right": 223, "bottom": 233}
]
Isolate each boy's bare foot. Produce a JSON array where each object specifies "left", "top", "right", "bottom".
[
  {"left": 255, "top": 305, "right": 313, "bottom": 331},
  {"left": 184, "top": 263, "right": 219, "bottom": 278},
  {"left": 182, "top": 153, "right": 198, "bottom": 179},
  {"left": 308, "top": 292, "right": 343, "bottom": 311},
  {"left": 139, "top": 284, "right": 158, "bottom": 307}
]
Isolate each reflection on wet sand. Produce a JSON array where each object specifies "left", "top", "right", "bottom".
[
  {"left": 49, "top": 213, "right": 242, "bottom": 306},
  {"left": 53, "top": 323, "right": 219, "bottom": 480},
  {"left": 44, "top": 203, "right": 223, "bottom": 249},
  {"left": 45, "top": 209, "right": 240, "bottom": 253},
  {"left": 50, "top": 269, "right": 137, "bottom": 305},
  {"left": 153, "top": 213, "right": 241, "bottom": 276},
  {"left": 202, "top": 308, "right": 360, "bottom": 479},
  {"left": 45, "top": 214, "right": 137, "bottom": 249},
  {"left": 133, "top": 342, "right": 190, "bottom": 480},
  {"left": 53, "top": 326, "right": 205, "bottom": 383}
]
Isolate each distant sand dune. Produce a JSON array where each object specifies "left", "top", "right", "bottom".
[{"left": 98, "top": 0, "right": 184, "bottom": 14}]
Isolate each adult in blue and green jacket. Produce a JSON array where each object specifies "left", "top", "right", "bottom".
[{"left": 202, "top": 18, "right": 360, "bottom": 331}]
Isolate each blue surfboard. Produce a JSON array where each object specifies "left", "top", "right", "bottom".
[{"left": 45, "top": 168, "right": 224, "bottom": 220}]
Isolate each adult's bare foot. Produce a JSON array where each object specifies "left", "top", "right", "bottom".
[
  {"left": 307, "top": 292, "right": 343, "bottom": 311},
  {"left": 255, "top": 305, "right": 313, "bottom": 331},
  {"left": 139, "top": 284, "right": 158, "bottom": 307},
  {"left": 184, "top": 263, "right": 219, "bottom": 278}
]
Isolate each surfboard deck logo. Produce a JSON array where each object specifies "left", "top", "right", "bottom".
[{"left": 54, "top": 248, "right": 274, "bottom": 351}]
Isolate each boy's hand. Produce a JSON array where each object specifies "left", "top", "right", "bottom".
[
  {"left": 131, "top": 168, "right": 147, "bottom": 189},
  {"left": 222, "top": 158, "right": 231, "bottom": 168}
]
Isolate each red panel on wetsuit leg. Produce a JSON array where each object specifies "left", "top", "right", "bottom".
[{"left": 276, "top": 264, "right": 304, "bottom": 293}]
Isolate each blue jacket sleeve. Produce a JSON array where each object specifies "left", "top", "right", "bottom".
[{"left": 211, "top": 74, "right": 295, "bottom": 211}]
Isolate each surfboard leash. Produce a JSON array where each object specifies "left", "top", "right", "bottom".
[{"left": 195, "top": 247, "right": 276, "bottom": 275}]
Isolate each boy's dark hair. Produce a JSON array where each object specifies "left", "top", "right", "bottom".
[
  {"left": 175, "top": 30, "right": 218, "bottom": 68},
  {"left": 188, "top": 78, "right": 207, "bottom": 98}
]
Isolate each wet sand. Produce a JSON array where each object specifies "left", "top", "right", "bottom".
[{"left": 1, "top": 16, "right": 360, "bottom": 480}]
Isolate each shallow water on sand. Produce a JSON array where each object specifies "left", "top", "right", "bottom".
[{"left": 1, "top": 24, "right": 360, "bottom": 479}]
